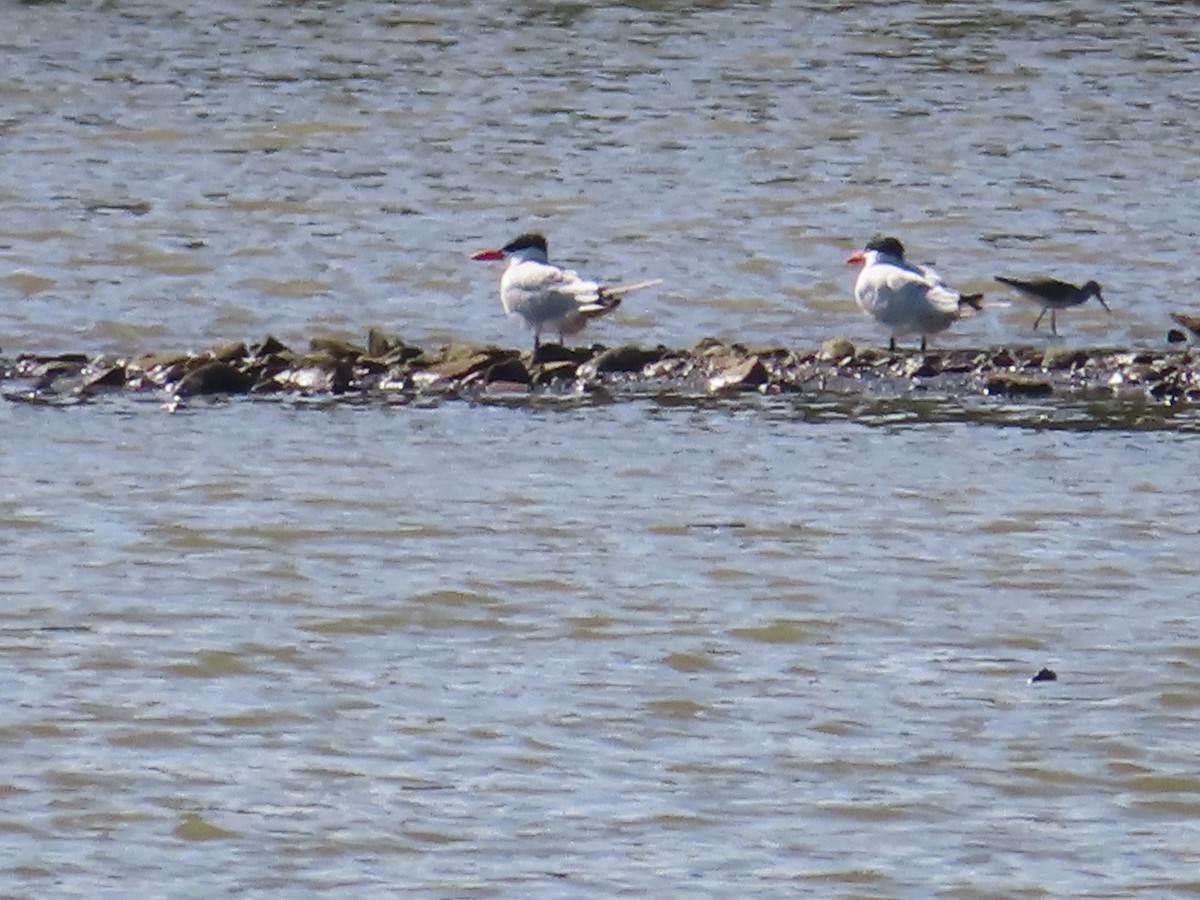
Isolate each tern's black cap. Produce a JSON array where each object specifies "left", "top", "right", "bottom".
[
  {"left": 865, "top": 235, "right": 906, "bottom": 259},
  {"left": 502, "top": 233, "right": 548, "bottom": 254}
]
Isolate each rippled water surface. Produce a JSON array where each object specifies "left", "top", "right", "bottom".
[{"left": 4, "top": 2, "right": 1200, "bottom": 897}]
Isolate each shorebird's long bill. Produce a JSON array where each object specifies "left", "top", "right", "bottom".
[
  {"left": 846, "top": 250, "right": 866, "bottom": 265},
  {"left": 1096, "top": 294, "right": 1111, "bottom": 312},
  {"left": 470, "top": 248, "right": 505, "bottom": 261}
]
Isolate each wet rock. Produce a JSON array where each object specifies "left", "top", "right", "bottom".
[
  {"left": 367, "top": 327, "right": 405, "bottom": 358},
  {"left": 742, "top": 344, "right": 790, "bottom": 359},
  {"left": 309, "top": 336, "right": 365, "bottom": 360},
  {"left": 126, "top": 351, "right": 192, "bottom": 389},
  {"left": 531, "top": 360, "right": 581, "bottom": 385},
  {"left": 250, "top": 335, "right": 290, "bottom": 357},
  {"left": 707, "top": 356, "right": 769, "bottom": 392},
  {"left": 984, "top": 374, "right": 1053, "bottom": 397},
  {"left": 1168, "top": 329, "right": 1187, "bottom": 344},
  {"left": 15, "top": 353, "right": 89, "bottom": 380},
  {"left": 818, "top": 337, "right": 855, "bottom": 362},
  {"left": 693, "top": 336, "right": 733, "bottom": 357},
  {"left": 905, "top": 355, "right": 942, "bottom": 378},
  {"left": 1030, "top": 667, "right": 1057, "bottom": 683},
  {"left": 204, "top": 341, "right": 249, "bottom": 363},
  {"left": 175, "top": 361, "right": 255, "bottom": 396},
  {"left": 481, "top": 379, "right": 530, "bottom": 395},
  {"left": 852, "top": 347, "right": 891, "bottom": 367},
  {"left": 431, "top": 341, "right": 506, "bottom": 365},
  {"left": 1040, "top": 347, "right": 1090, "bottom": 370},
  {"left": 273, "top": 365, "right": 351, "bottom": 393},
  {"left": 985, "top": 348, "right": 1018, "bottom": 370},
  {"left": 420, "top": 350, "right": 511, "bottom": 382},
  {"left": 531, "top": 343, "right": 594, "bottom": 365},
  {"left": 81, "top": 363, "right": 127, "bottom": 392},
  {"left": 586, "top": 344, "right": 670, "bottom": 375},
  {"left": 484, "top": 357, "right": 531, "bottom": 385},
  {"left": 643, "top": 356, "right": 693, "bottom": 380}
]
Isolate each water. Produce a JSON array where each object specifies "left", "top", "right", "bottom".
[{"left": 4, "top": 2, "right": 1200, "bottom": 896}]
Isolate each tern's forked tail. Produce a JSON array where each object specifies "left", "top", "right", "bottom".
[
  {"left": 959, "top": 292, "right": 984, "bottom": 312},
  {"left": 598, "top": 278, "right": 663, "bottom": 300}
]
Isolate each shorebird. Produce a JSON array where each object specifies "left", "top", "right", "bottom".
[
  {"left": 470, "top": 233, "right": 661, "bottom": 349},
  {"left": 993, "top": 275, "right": 1108, "bottom": 336},
  {"left": 846, "top": 235, "right": 983, "bottom": 352}
]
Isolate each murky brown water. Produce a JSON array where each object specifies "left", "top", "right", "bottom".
[{"left": 4, "top": 1, "right": 1200, "bottom": 896}]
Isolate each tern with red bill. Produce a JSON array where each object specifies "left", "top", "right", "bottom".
[
  {"left": 470, "top": 233, "right": 661, "bottom": 349},
  {"left": 993, "top": 275, "right": 1108, "bottom": 336},
  {"left": 846, "top": 235, "right": 983, "bottom": 352}
]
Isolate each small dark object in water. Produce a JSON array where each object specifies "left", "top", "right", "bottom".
[
  {"left": 1167, "top": 329, "right": 1187, "bottom": 344},
  {"left": 1169, "top": 313, "right": 1200, "bottom": 340},
  {"left": 1029, "top": 667, "right": 1057, "bottom": 683}
]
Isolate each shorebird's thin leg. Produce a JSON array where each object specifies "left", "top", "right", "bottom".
[
  {"left": 1033, "top": 308, "right": 1046, "bottom": 331},
  {"left": 920, "top": 336, "right": 928, "bottom": 353},
  {"left": 889, "top": 336, "right": 897, "bottom": 352},
  {"left": 1050, "top": 310, "right": 1058, "bottom": 336},
  {"left": 534, "top": 332, "right": 541, "bottom": 350}
]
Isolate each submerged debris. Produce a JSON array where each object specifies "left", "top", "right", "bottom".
[
  {"left": 3, "top": 332, "right": 1200, "bottom": 412},
  {"left": 1030, "top": 667, "right": 1058, "bottom": 684}
]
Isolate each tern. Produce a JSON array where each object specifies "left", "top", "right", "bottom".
[
  {"left": 846, "top": 235, "right": 983, "bottom": 352},
  {"left": 993, "top": 275, "right": 1108, "bottom": 336},
  {"left": 471, "top": 233, "right": 661, "bottom": 349}
]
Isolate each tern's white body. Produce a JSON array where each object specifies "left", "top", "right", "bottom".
[
  {"left": 848, "top": 238, "right": 981, "bottom": 350},
  {"left": 473, "top": 234, "right": 660, "bottom": 348},
  {"left": 500, "top": 248, "right": 615, "bottom": 341}
]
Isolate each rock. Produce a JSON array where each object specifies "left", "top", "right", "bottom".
[
  {"left": 586, "top": 344, "right": 670, "bottom": 375},
  {"left": 204, "top": 341, "right": 249, "bottom": 363},
  {"left": 531, "top": 343, "right": 593, "bottom": 365},
  {"left": 309, "top": 337, "right": 364, "bottom": 360},
  {"left": 643, "top": 356, "right": 691, "bottom": 380},
  {"left": 81, "top": 364, "right": 127, "bottom": 392},
  {"left": 175, "top": 361, "right": 255, "bottom": 396},
  {"left": 1040, "top": 347, "right": 1089, "bottom": 370},
  {"left": 421, "top": 351, "right": 508, "bottom": 382},
  {"left": 1168, "top": 329, "right": 1187, "bottom": 344},
  {"left": 484, "top": 357, "right": 531, "bottom": 385},
  {"left": 433, "top": 341, "right": 505, "bottom": 364},
  {"left": 742, "top": 344, "right": 790, "bottom": 359},
  {"left": 693, "top": 336, "right": 731, "bottom": 357},
  {"left": 1029, "top": 667, "right": 1057, "bottom": 683},
  {"left": 273, "top": 366, "right": 346, "bottom": 393},
  {"left": 250, "top": 335, "right": 290, "bottom": 357},
  {"left": 818, "top": 337, "right": 855, "bottom": 362},
  {"left": 367, "top": 327, "right": 406, "bottom": 358},
  {"left": 707, "top": 356, "right": 769, "bottom": 392},
  {"left": 482, "top": 380, "right": 530, "bottom": 395},
  {"left": 905, "top": 355, "right": 942, "bottom": 378},
  {"left": 984, "top": 374, "right": 1053, "bottom": 397},
  {"left": 853, "top": 347, "right": 890, "bottom": 366},
  {"left": 532, "top": 360, "right": 581, "bottom": 385},
  {"left": 15, "top": 353, "right": 88, "bottom": 379}
]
